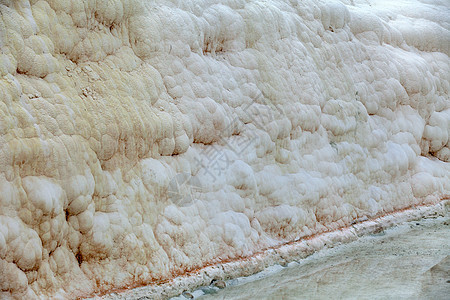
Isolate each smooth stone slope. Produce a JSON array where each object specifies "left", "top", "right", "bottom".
[{"left": 198, "top": 208, "right": 450, "bottom": 300}]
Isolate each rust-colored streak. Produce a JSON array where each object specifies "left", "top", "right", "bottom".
[{"left": 80, "top": 196, "right": 449, "bottom": 299}]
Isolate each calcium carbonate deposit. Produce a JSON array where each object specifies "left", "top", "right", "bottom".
[{"left": 0, "top": 0, "right": 449, "bottom": 299}]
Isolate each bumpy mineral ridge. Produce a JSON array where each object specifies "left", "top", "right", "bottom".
[{"left": 0, "top": 0, "right": 449, "bottom": 298}]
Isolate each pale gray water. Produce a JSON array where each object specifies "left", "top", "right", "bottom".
[{"left": 196, "top": 215, "right": 449, "bottom": 300}]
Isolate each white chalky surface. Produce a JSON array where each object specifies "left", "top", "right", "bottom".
[
  {"left": 0, "top": 0, "right": 449, "bottom": 298},
  {"left": 197, "top": 212, "right": 450, "bottom": 300}
]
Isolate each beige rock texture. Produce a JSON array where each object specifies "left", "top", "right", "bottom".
[{"left": 0, "top": 0, "right": 448, "bottom": 298}]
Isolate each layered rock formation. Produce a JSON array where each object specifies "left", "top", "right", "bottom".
[{"left": 0, "top": 0, "right": 448, "bottom": 298}]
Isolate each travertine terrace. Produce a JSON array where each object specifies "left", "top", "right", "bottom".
[{"left": 0, "top": 0, "right": 449, "bottom": 298}]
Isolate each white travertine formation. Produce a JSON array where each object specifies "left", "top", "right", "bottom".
[{"left": 0, "top": 0, "right": 448, "bottom": 298}]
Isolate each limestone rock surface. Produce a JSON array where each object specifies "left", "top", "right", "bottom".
[{"left": 0, "top": 0, "right": 449, "bottom": 298}]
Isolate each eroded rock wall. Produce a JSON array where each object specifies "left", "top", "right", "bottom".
[{"left": 0, "top": 0, "right": 449, "bottom": 298}]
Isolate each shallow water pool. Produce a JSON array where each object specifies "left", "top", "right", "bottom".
[{"left": 195, "top": 214, "right": 449, "bottom": 300}]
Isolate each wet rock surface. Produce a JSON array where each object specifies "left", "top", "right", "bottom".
[
  {"left": 198, "top": 214, "right": 450, "bottom": 299},
  {"left": 1, "top": 0, "right": 449, "bottom": 297}
]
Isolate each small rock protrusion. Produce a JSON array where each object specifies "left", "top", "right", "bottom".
[
  {"left": 182, "top": 291, "right": 194, "bottom": 299},
  {"left": 211, "top": 279, "right": 226, "bottom": 289}
]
